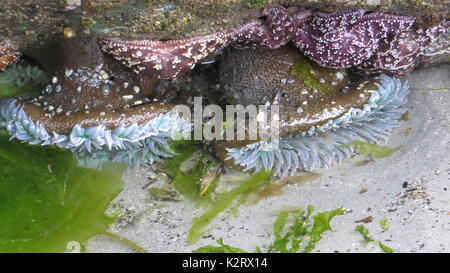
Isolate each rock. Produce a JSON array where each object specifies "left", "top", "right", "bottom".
[{"left": 1, "top": 0, "right": 449, "bottom": 52}]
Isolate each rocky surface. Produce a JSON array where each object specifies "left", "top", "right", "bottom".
[{"left": 1, "top": 0, "right": 450, "bottom": 51}]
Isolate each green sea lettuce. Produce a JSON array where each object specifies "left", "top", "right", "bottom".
[{"left": 0, "top": 136, "right": 125, "bottom": 253}]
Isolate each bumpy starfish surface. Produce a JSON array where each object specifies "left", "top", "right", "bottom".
[
  {"left": 100, "top": 4, "right": 449, "bottom": 79},
  {"left": 355, "top": 20, "right": 450, "bottom": 75},
  {"left": 293, "top": 9, "right": 416, "bottom": 69},
  {"left": 0, "top": 39, "right": 20, "bottom": 71},
  {"left": 98, "top": 5, "right": 311, "bottom": 79}
]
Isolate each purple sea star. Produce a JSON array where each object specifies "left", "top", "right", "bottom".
[
  {"left": 355, "top": 20, "right": 450, "bottom": 75},
  {"left": 229, "top": 5, "right": 312, "bottom": 49},
  {"left": 293, "top": 9, "right": 416, "bottom": 69},
  {"left": 99, "top": 5, "right": 311, "bottom": 79},
  {"left": 0, "top": 39, "right": 20, "bottom": 71},
  {"left": 99, "top": 5, "right": 449, "bottom": 79},
  {"left": 98, "top": 33, "right": 232, "bottom": 79}
]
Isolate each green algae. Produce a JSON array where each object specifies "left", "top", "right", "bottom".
[
  {"left": 269, "top": 206, "right": 345, "bottom": 253},
  {"left": 166, "top": 140, "right": 221, "bottom": 207},
  {"left": 348, "top": 141, "right": 403, "bottom": 159},
  {"left": 305, "top": 207, "right": 346, "bottom": 252},
  {"left": 289, "top": 60, "right": 330, "bottom": 96},
  {"left": 188, "top": 170, "right": 271, "bottom": 244},
  {"left": 148, "top": 187, "right": 184, "bottom": 201},
  {"left": 192, "top": 205, "right": 345, "bottom": 253},
  {"left": 0, "top": 65, "right": 46, "bottom": 98},
  {"left": 0, "top": 136, "right": 125, "bottom": 253},
  {"left": 411, "top": 87, "right": 450, "bottom": 92},
  {"left": 379, "top": 218, "right": 390, "bottom": 231},
  {"left": 99, "top": 231, "right": 148, "bottom": 253},
  {"left": 166, "top": 140, "right": 213, "bottom": 201},
  {"left": 166, "top": 140, "right": 202, "bottom": 199},
  {"left": 356, "top": 225, "right": 393, "bottom": 253},
  {"left": 401, "top": 111, "right": 410, "bottom": 121},
  {"left": 193, "top": 238, "right": 247, "bottom": 253}
]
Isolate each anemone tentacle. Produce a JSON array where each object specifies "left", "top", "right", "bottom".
[
  {"left": 0, "top": 98, "right": 191, "bottom": 167},
  {"left": 225, "top": 75, "right": 409, "bottom": 177},
  {"left": 73, "top": 134, "right": 180, "bottom": 168}
]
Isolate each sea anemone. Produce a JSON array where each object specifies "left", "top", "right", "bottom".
[
  {"left": 0, "top": 37, "right": 191, "bottom": 168},
  {"left": 225, "top": 75, "right": 408, "bottom": 176},
  {"left": 217, "top": 46, "right": 409, "bottom": 176},
  {"left": 0, "top": 98, "right": 189, "bottom": 167}
]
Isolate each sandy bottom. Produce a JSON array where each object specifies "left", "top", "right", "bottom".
[{"left": 86, "top": 64, "right": 450, "bottom": 253}]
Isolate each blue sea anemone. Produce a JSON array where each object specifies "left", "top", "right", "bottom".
[
  {"left": 225, "top": 75, "right": 409, "bottom": 177},
  {"left": 0, "top": 98, "right": 191, "bottom": 168}
]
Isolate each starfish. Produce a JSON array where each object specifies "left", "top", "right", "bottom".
[
  {"left": 293, "top": 9, "right": 416, "bottom": 69},
  {"left": 0, "top": 39, "right": 20, "bottom": 71},
  {"left": 417, "top": 28, "right": 450, "bottom": 67},
  {"left": 355, "top": 20, "right": 450, "bottom": 75},
  {"left": 98, "top": 4, "right": 311, "bottom": 79},
  {"left": 229, "top": 5, "right": 312, "bottom": 49},
  {"left": 100, "top": 5, "right": 449, "bottom": 79}
]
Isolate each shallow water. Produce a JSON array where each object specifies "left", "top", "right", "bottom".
[{"left": 85, "top": 64, "right": 450, "bottom": 253}]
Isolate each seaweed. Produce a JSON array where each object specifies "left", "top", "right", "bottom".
[
  {"left": 290, "top": 60, "right": 331, "bottom": 96},
  {"left": 269, "top": 206, "right": 345, "bottom": 253},
  {"left": 349, "top": 141, "right": 402, "bottom": 159},
  {"left": 192, "top": 238, "right": 247, "bottom": 253},
  {"left": 379, "top": 219, "right": 390, "bottom": 231},
  {"left": 0, "top": 136, "right": 125, "bottom": 253},
  {"left": 355, "top": 225, "right": 393, "bottom": 253},
  {"left": 192, "top": 205, "right": 346, "bottom": 253},
  {"left": 166, "top": 140, "right": 204, "bottom": 200},
  {"left": 165, "top": 140, "right": 220, "bottom": 203},
  {"left": 188, "top": 170, "right": 271, "bottom": 244}
]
